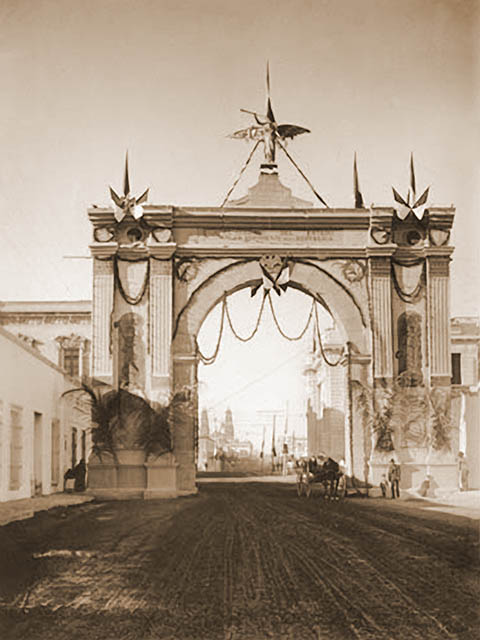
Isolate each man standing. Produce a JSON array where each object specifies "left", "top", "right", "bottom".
[
  {"left": 458, "top": 452, "right": 469, "bottom": 491},
  {"left": 388, "top": 458, "right": 401, "bottom": 499}
]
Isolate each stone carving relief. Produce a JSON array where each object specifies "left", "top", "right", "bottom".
[
  {"left": 428, "top": 228, "right": 450, "bottom": 247},
  {"left": 55, "top": 333, "right": 86, "bottom": 349},
  {"left": 396, "top": 311, "right": 423, "bottom": 387},
  {"left": 116, "top": 312, "right": 146, "bottom": 395},
  {"left": 152, "top": 227, "right": 173, "bottom": 243},
  {"left": 333, "top": 259, "right": 366, "bottom": 283},
  {"left": 175, "top": 258, "right": 200, "bottom": 283},
  {"left": 94, "top": 226, "right": 115, "bottom": 243},
  {"left": 370, "top": 226, "right": 391, "bottom": 245}
]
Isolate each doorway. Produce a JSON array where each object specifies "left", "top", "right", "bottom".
[{"left": 33, "top": 412, "right": 43, "bottom": 495}]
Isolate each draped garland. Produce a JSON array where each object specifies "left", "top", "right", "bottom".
[
  {"left": 391, "top": 259, "right": 425, "bottom": 304},
  {"left": 114, "top": 256, "right": 150, "bottom": 306},
  {"left": 196, "top": 290, "right": 346, "bottom": 367}
]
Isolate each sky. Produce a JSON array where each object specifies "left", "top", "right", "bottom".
[
  {"left": 1, "top": 0, "right": 478, "bottom": 443},
  {"left": 197, "top": 288, "right": 335, "bottom": 448}
]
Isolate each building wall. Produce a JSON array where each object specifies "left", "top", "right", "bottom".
[
  {"left": 0, "top": 302, "right": 92, "bottom": 376},
  {"left": 304, "top": 339, "right": 347, "bottom": 460},
  {"left": 451, "top": 316, "right": 479, "bottom": 489},
  {"left": 0, "top": 326, "right": 91, "bottom": 502}
]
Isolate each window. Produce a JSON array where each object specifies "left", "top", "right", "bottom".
[
  {"left": 63, "top": 348, "right": 80, "bottom": 377},
  {"left": 9, "top": 407, "right": 23, "bottom": 490},
  {"left": 451, "top": 353, "right": 462, "bottom": 385}
]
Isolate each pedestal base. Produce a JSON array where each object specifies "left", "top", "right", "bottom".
[
  {"left": 370, "top": 461, "right": 458, "bottom": 494},
  {"left": 87, "top": 450, "right": 186, "bottom": 499}
]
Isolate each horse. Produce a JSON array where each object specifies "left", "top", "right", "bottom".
[
  {"left": 316, "top": 457, "right": 343, "bottom": 501},
  {"left": 296, "top": 456, "right": 345, "bottom": 501}
]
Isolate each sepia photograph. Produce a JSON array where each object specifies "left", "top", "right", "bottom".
[{"left": 0, "top": 1, "right": 478, "bottom": 638}]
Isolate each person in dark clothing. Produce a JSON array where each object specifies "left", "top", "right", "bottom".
[
  {"left": 388, "top": 459, "right": 401, "bottom": 499},
  {"left": 63, "top": 467, "right": 75, "bottom": 492},
  {"left": 74, "top": 459, "right": 87, "bottom": 492}
]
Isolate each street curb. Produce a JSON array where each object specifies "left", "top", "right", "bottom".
[{"left": 0, "top": 494, "right": 94, "bottom": 527}]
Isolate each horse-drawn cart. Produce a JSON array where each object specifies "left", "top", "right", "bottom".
[{"left": 296, "top": 460, "right": 346, "bottom": 500}]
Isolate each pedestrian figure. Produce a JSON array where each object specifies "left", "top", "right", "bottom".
[
  {"left": 380, "top": 474, "right": 389, "bottom": 498},
  {"left": 388, "top": 459, "right": 400, "bottom": 499},
  {"left": 63, "top": 467, "right": 75, "bottom": 492},
  {"left": 74, "top": 458, "right": 87, "bottom": 492},
  {"left": 458, "top": 452, "right": 469, "bottom": 492}
]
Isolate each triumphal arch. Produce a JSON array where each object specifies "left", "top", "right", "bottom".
[{"left": 86, "top": 88, "right": 456, "bottom": 498}]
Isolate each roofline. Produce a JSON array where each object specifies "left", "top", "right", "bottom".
[{"left": 0, "top": 325, "right": 82, "bottom": 382}]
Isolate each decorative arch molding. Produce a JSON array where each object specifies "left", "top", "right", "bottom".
[{"left": 172, "top": 258, "right": 369, "bottom": 356}]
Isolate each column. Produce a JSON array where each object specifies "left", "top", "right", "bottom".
[
  {"left": 428, "top": 256, "right": 451, "bottom": 384},
  {"left": 92, "top": 258, "right": 114, "bottom": 379},
  {"left": 369, "top": 257, "right": 393, "bottom": 380},
  {"left": 172, "top": 354, "right": 198, "bottom": 494},
  {"left": 150, "top": 259, "right": 173, "bottom": 380}
]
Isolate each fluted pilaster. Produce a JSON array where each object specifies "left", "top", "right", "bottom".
[
  {"left": 92, "top": 259, "right": 114, "bottom": 377},
  {"left": 370, "top": 257, "right": 393, "bottom": 379},
  {"left": 429, "top": 257, "right": 450, "bottom": 380},
  {"left": 150, "top": 259, "right": 172, "bottom": 378}
]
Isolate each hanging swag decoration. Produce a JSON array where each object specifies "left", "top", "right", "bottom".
[
  {"left": 114, "top": 256, "right": 150, "bottom": 306},
  {"left": 196, "top": 290, "right": 346, "bottom": 368}
]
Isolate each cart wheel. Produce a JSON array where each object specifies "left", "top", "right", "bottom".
[{"left": 305, "top": 482, "right": 312, "bottom": 498}]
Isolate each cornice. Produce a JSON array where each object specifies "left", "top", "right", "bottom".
[
  {"left": 366, "top": 247, "right": 397, "bottom": 258},
  {"left": 174, "top": 246, "right": 369, "bottom": 258},
  {"left": 172, "top": 209, "right": 371, "bottom": 230}
]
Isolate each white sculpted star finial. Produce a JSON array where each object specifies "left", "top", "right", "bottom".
[
  {"left": 392, "top": 154, "right": 429, "bottom": 220},
  {"left": 109, "top": 152, "right": 149, "bottom": 222}
]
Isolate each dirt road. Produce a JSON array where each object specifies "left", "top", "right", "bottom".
[{"left": 0, "top": 482, "right": 478, "bottom": 639}]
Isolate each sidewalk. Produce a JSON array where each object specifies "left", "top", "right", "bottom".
[
  {"left": 367, "top": 487, "right": 480, "bottom": 520},
  {"left": 0, "top": 492, "right": 94, "bottom": 527}
]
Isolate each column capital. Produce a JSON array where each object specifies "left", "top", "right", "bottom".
[
  {"left": 90, "top": 243, "right": 117, "bottom": 259},
  {"left": 149, "top": 243, "right": 177, "bottom": 260},
  {"left": 428, "top": 255, "right": 451, "bottom": 277},
  {"left": 369, "top": 255, "right": 392, "bottom": 276}
]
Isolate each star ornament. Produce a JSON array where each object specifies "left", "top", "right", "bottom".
[
  {"left": 109, "top": 153, "right": 149, "bottom": 222},
  {"left": 392, "top": 186, "right": 429, "bottom": 221},
  {"left": 392, "top": 154, "right": 430, "bottom": 220}
]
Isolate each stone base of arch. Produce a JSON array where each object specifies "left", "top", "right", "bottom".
[{"left": 86, "top": 450, "right": 195, "bottom": 499}]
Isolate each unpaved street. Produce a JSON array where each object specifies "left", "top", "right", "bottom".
[{"left": 0, "top": 482, "right": 478, "bottom": 640}]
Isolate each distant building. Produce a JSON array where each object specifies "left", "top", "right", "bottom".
[
  {"left": 223, "top": 407, "right": 235, "bottom": 441},
  {"left": 303, "top": 328, "right": 346, "bottom": 460},
  {"left": 198, "top": 408, "right": 215, "bottom": 471},
  {"left": 451, "top": 317, "right": 479, "bottom": 489}
]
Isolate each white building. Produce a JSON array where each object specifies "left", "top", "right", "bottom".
[{"left": 0, "top": 326, "right": 91, "bottom": 502}]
